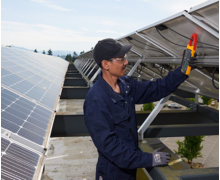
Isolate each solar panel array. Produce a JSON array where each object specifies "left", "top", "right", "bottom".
[
  {"left": 75, "top": 0, "right": 219, "bottom": 100},
  {"left": 1, "top": 47, "right": 69, "bottom": 179}
]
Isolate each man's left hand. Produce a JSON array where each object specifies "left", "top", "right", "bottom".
[{"left": 188, "top": 53, "right": 197, "bottom": 69}]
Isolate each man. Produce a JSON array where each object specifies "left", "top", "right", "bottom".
[{"left": 83, "top": 38, "right": 195, "bottom": 180}]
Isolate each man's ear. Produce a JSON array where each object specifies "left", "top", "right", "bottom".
[{"left": 102, "top": 60, "right": 109, "bottom": 71}]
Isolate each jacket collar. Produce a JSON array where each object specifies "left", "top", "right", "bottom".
[{"left": 98, "top": 71, "right": 126, "bottom": 103}]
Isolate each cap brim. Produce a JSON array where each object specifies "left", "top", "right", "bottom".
[{"left": 112, "top": 44, "right": 132, "bottom": 58}]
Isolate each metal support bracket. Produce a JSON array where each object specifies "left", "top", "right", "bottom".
[
  {"left": 138, "top": 94, "right": 172, "bottom": 140},
  {"left": 87, "top": 64, "right": 97, "bottom": 78},
  {"left": 183, "top": 11, "right": 219, "bottom": 38},
  {"left": 135, "top": 32, "right": 178, "bottom": 57},
  {"left": 127, "top": 57, "right": 143, "bottom": 77},
  {"left": 84, "top": 61, "right": 95, "bottom": 76},
  {"left": 1, "top": 128, "right": 45, "bottom": 154},
  {"left": 88, "top": 68, "right": 101, "bottom": 87}
]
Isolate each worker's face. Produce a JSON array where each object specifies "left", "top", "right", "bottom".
[{"left": 107, "top": 55, "right": 128, "bottom": 77}]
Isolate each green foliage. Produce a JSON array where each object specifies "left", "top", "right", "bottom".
[
  {"left": 65, "top": 54, "right": 72, "bottom": 62},
  {"left": 80, "top": 51, "right": 85, "bottom": 55},
  {"left": 48, "top": 49, "right": 52, "bottom": 56},
  {"left": 188, "top": 98, "right": 195, "bottom": 102},
  {"left": 34, "top": 49, "right": 38, "bottom": 53},
  {"left": 175, "top": 136, "right": 205, "bottom": 168},
  {"left": 141, "top": 102, "right": 154, "bottom": 111},
  {"left": 6, "top": 45, "right": 11, "bottom": 47},
  {"left": 200, "top": 96, "right": 211, "bottom": 105},
  {"left": 72, "top": 51, "right": 78, "bottom": 62}
]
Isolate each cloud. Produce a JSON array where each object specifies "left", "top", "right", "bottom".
[
  {"left": 100, "top": 20, "right": 117, "bottom": 26},
  {"left": 82, "top": 28, "right": 90, "bottom": 31},
  {"left": 30, "top": 0, "right": 71, "bottom": 11},
  {"left": 158, "top": 0, "right": 208, "bottom": 13},
  {"left": 96, "top": 30, "right": 124, "bottom": 35},
  {"left": 1, "top": 21, "right": 104, "bottom": 51}
]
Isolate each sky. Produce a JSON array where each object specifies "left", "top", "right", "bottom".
[{"left": 1, "top": 0, "right": 208, "bottom": 53}]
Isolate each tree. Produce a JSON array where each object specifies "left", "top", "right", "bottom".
[
  {"left": 6, "top": 45, "right": 11, "bottom": 47},
  {"left": 141, "top": 103, "right": 154, "bottom": 111},
  {"left": 34, "top": 49, "right": 38, "bottom": 53},
  {"left": 73, "top": 51, "right": 77, "bottom": 56},
  {"left": 175, "top": 136, "right": 205, "bottom": 168},
  {"left": 57, "top": 55, "right": 60, "bottom": 57},
  {"left": 42, "top": 50, "right": 46, "bottom": 54},
  {"left": 80, "top": 51, "right": 84, "bottom": 55},
  {"left": 72, "top": 51, "right": 78, "bottom": 62},
  {"left": 65, "top": 54, "right": 72, "bottom": 62},
  {"left": 91, "top": 47, "right": 93, "bottom": 50},
  {"left": 48, "top": 49, "right": 52, "bottom": 56}
]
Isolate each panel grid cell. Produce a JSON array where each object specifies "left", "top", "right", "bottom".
[
  {"left": 2, "top": 68, "right": 58, "bottom": 110},
  {"left": 2, "top": 87, "right": 52, "bottom": 145},
  {"left": 2, "top": 54, "right": 65, "bottom": 95}
]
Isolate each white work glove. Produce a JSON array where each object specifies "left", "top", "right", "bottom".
[{"left": 152, "top": 146, "right": 171, "bottom": 167}]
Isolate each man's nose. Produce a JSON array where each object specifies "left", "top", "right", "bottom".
[{"left": 124, "top": 58, "right": 128, "bottom": 65}]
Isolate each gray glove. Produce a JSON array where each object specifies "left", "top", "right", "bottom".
[{"left": 152, "top": 146, "right": 171, "bottom": 167}]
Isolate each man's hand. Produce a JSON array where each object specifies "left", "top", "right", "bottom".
[
  {"left": 152, "top": 146, "right": 171, "bottom": 167},
  {"left": 188, "top": 52, "right": 197, "bottom": 69}
]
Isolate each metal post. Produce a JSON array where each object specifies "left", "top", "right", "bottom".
[
  {"left": 88, "top": 68, "right": 101, "bottom": 87},
  {"left": 127, "top": 58, "right": 142, "bottom": 77},
  {"left": 85, "top": 61, "right": 95, "bottom": 76},
  {"left": 82, "top": 59, "right": 92, "bottom": 73},
  {"left": 87, "top": 64, "right": 97, "bottom": 78},
  {"left": 84, "top": 60, "right": 93, "bottom": 73},
  {"left": 80, "top": 59, "right": 89, "bottom": 73},
  {"left": 77, "top": 59, "right": 84, "bottom": 72},
  {"left": 138, "top": 94, "right": 172, "bottom": 140},
  {"left": 82, "top": 59, "right": 91, "bottom": 73},
  {"left": 79, "top": 59, "right": 87, "bottom": 72},
  {"left": 195, "top": 94, "right": 199, "bottom": 104}
]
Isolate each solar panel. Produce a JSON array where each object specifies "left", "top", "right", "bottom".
[
  {"left": 76, "top": 1, "right": 219, "bottom": 100},
  {"left": 2, "top": 56, "right": 62, "bottom": 95},
  {"left": 1, "top": 137, "right": 42, "bottom": 180},
  {"left": 2, "top": 83, "right": 53, "bottom": 145},
  {"left": 2, "top": 67, "right": 58, "bottom": 110},
  {"left": 1, "top": 47, "right": 68, "bottom": 179}
]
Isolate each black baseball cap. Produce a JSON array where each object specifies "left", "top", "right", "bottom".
[{"left": 93, "top": 38, "right": 132, "bottom": 67}]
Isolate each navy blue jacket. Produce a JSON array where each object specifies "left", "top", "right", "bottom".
[{"left": 83, "top": 66, "right": 188, "bottom": 180}]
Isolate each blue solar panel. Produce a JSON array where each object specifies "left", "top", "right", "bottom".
[{"left": 1, "top": 47, "right": 68, "bottom": 179}]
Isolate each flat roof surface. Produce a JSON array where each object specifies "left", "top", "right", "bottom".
[{"left": 42, "top": 135, "right": 219, "bottom": 180}]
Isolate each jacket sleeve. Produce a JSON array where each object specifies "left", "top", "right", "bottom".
[
  {"left": 84, "top": 100, "right": 153, "bottom": 169},
  {"left": 129, "top": 66, "right": 188, "bottom": 104}
]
